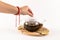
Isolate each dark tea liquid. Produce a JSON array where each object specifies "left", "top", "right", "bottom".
[{"left": 24, "top": 24, "right": 41, "bottom": 32}]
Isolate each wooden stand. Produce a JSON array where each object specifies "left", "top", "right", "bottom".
[{"left": 18, "top": 25, "right": 49, "bottom": 36}]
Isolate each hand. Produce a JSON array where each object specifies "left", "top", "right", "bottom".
[{"left": 20, "top": 6, "right": 33, "bottom": 17}]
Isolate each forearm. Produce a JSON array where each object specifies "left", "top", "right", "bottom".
[{"left": 0, "top": 1, "right": 18, "bottom": 14}]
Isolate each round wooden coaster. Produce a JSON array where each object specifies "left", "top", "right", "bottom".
[{"left": 18, "top": 25, "right": 49, "bottom": 36}]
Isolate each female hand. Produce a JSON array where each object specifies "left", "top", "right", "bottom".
[{"left": 20, "top": 6, "right": 33, "bottom": 17}]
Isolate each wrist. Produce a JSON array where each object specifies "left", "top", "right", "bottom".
[{"left": 15, "top": 6, "right": 21, "bottom": 15}]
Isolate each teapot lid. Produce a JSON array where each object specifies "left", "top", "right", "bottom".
[{"left": 24, "top": 19, "right": 39, "bottom": 26}]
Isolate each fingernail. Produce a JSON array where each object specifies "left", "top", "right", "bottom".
[{"left": 31, "top": 15, "right": 33, "bottom": 17}]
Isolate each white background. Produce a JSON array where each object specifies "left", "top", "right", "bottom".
[{"left": 0, "top": 0, "right": 60, "bottom": 40}]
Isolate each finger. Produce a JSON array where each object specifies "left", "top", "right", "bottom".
[
  {"left": 27, "top": 11, "right": 33, "bottom": 17},
  {"left": 28, "top": 9, "right": 33, "bottom": 15}
]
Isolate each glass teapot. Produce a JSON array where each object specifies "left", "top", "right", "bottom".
[{"left": 24, "top": 19, "right": 43, "bottom": 32}]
